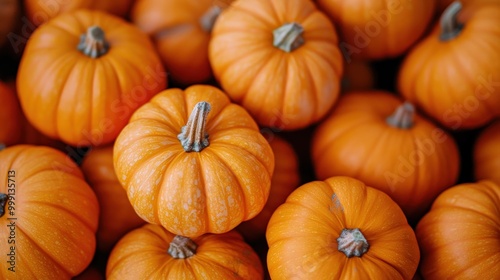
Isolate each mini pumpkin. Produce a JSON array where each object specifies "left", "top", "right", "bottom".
[
  {"left": 113, "top": 85, "right": 274, "bottom": 238},
  {"left": 0, "top": 145, "right": 99, "bottom": 279},
  {"left": 474, "top": 120, "right": 500, "bottom": 185},
  {"left": 81, "top": 145, "right": 146, "bottom": 253},
  {"left": 24, "top": 0, "right": 135, "bottom": 26},
  {"left": 17, "top": 9, "right": 167, "bottom": 147},
  {"left": 312, "top": 91, "right": 460, "bottom": 221},
  {"left": 209, "top": 0, "right": 343, "bottom": 130},
  {"left": 106, "top": 224, "right": 263, "bottom": 279},
  {"left": 237, "top": 135, "right": 300, "bottom": 242},
  {"left": 316, "top": 0, "right": 435, "bottom": 60},
  {"left": 131, "top": 0, "right": 233, "bottom": 85},
  {"left": 416, "top": 180, "right": 500, "bottom": 279},
  {"left": 0, "top": 81, "right": 22, "bottom": 147},
  {"left": 266, "top": 176, "right": 420, "bottom": 279},
  {"left": 398, "top": 1, "right": 500, "bottom": 130}
]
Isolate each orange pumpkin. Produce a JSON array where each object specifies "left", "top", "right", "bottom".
[
  {"left": 0, "top": 0, "right": 20, "bottom": 48},
  {"left": 0, "top": 145, "right": 99, "bottom": 279},
  {"left": 474, "top": 120, "right": 500, "bottom": 185},
  {"left": 81, "top": 145, "right": 146, "bottom": 253},
  {"left": 131, "top": 0, "right": 232, "bottom": 85},
  {"left": 398, "top": 1, "right": 500, "bottom": 130},
  {"left": 113, "top": 85, "right": 274, "bottom": 238},
  {"left": 416, "top": 180, "right": 500, "bottom": 279},
  {"left": 209, "top": 0, "right": 343, "bottom": 130},
  {"left": 106, "top": 224, "right": 264, "bottom": 279},
  {"left": 237, "top": 136, "right": 300, "bottom": 242},
  {"left": 312, "top": 91, "right": 460, "bottom": 221},
  {"left": 17, "top": 9, "right": 167, "bottom": 147},
  {"left": 24, "top": 0, "right": 135, "bottom": 26},
  {"left": 0, "top": 80, "right": 22, "bottom": 147},
  {"left": 341, "top": 59, "right": 375, "bottom": 92},
  {"left": 316, "top": 0, "right": 435, "bottom": 60},
  {"left": 266, "top": 176, "right": 420, "bottom": 279}
]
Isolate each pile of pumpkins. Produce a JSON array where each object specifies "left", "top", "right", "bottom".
[{"left": 1, "top": 0, "right": 499, "bottom": 279}]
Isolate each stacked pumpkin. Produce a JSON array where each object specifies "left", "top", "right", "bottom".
[{"left": 1, "top": 0, "right": 499, "bottom": 279}]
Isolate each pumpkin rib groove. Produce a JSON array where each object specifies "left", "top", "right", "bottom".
[
  {"left": 242, "top": 52, "right": 281, "bottom": 108},
  {"left": 300, "top": 55, "right": 319, "bottom": 121},
  {"left": 194, "top": 153, "right": 211, "bottom": 232},
  {"left": 102, "top": 56, "right": 126, "bottom": 113}
]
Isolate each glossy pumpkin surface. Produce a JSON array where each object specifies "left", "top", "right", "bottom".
[
  {"left": 0, "top": 145, "right": 99, "bottom": 279},
  {"left": 266, "top": 176, "right": 420, "bottom": 279}
]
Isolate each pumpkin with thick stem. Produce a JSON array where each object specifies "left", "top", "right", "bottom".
[
  {"left": 316, "top": 0, "right": 435, "bottom": 60},
  {"left": 113, "top": 85, "right": 274, "bottom": 238},
  {"left": 17, "top": 9, "right": 166, "bottom": 147},
  {"left": 131, "top": 0, "right": 233, "bottom": 85},
  {"left": 24, "top": 0, "right": 135, "bottom": 26},
  {"left": 266, "top": 176, "right": 420, "bottom": 279},
  {"left": 81, "top": 145, "right": 146, "bottom": 253},
  {"left": 0, "top": 145, "right": 99, "bottom": 279},
  {"left": 0, "top": 81, "right": 22, "bottom": 147},
  {"left": 209, "top": 0, "right": 343, "bottom": 130},
  {"left": 237, "top": 136, "right": 300, "bottom": 242},
  {"left": 416, "top": 180, "right": 500, "bottom": 279},
  {"left": 474, "top": 120, "right": 500, "bottom": 185},
  {"left": 106, "top": 224, "right": 264, "bottom": 279},
  {"left": 312, "top": 91, "right": 460, "bottom": 221},
  {"left": 398, "top": 1, "right": 500, "bottom": 130}
]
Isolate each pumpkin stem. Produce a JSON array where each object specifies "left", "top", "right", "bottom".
[
  {"left": 168, "top": 235, "right": 198, "bottom": 259},
  {"left": 273, "top": 22, "right": 304, "bottom": 52},
  {"left": 386, "top": 102, "right": 415, "bottom": 129},
  {"left": 0, "top": 193, "right": 8, "bottom": 217},
  {"left": 200, "top": 6, "right": 222, "bottom": 32},
  {"left": 440, "top": 1, "right": 463, "bottom": 41},
  {"left": 337, "top": 228, "right": 369, "bottom": 258},
  {"left": 178, "top": 101, "right": 211, "bottom": 152},
  {"left": 78, "top": 26, "right": 109, "bottom": 58}
]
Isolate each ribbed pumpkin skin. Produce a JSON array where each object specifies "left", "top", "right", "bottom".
[
  {"left": 81, "top": 145, "right": 146, "bottom": 253},
  {"left": 113, "top": 85, "right": 274, "bottom": 238},
  {"left": 106, "top": 224, "right": 264, "bottom": 279},
  {"left": 316, "top": 0, "right": 435, "bottom": 60},
  {"left": 398, "top": 3, "right": 500, "bottom": 130},
  {"left": 266, "top": 176, "right": 420, "bottom": 280},
  {"left": 237, "top": 136, "right": 300, "bottom": 242},
  {"left": 0, "top": 81, "right": 22, "bottom": 146},
  {"left": 17, "top": 10, "right": 166, "bottom": 147},
  {"left": 311, "top": 91, "right": 460, "bottom": 221},
  {"left": 0, "top": 145, "right": 99, "bottom": 279},
  {"left": 416, "top": 180, "right": 500, "bottom": 279},
  {"left": 24, "top": 0, "right": 134, "bottom": 26},
  {"left": 209, "top": 0, "right": 343, "bottom": 130},
  {"left": 474, "top": 121, "right": 500, "bottom": 185}
]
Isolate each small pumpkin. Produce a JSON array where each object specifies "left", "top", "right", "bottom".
[
  {"left": 0, "top": 80, "right": 22, "bottom": 147},
  {"left": 106, "top": 224, "right": 264, "bottom": 279},
  {"left": 266, "top": 176, "right": 420, "bottom": 279},
  {"left": 474, "top": 120, "right": 500, "bottom": 185},
  {"left": 17, "top": 9, "right": 167, "bottom": 147},
  {"left": 81, "top": 145, "right": 146, "bottom": 253},
  {"left": 416, "top": 180, "right": 500, "bottom": 279},
  {"left": 24, "top": 0, "right": 135, "bottom": 26},
  {"left": 237, "top": 135, "right": 300, "bottom": 242},
  {"left": 0, "top": 145, "right": 99, "bottom": 279},
  {"left": 316, "top": 0, "right": 435, "bottom": 60},
  {"left": 209, "top": 0, "right": 343, "bottom": 130},
  {"left": 113, "top": 85, "right": 274, "bottom": 238},
  {"left": 131, "top": 0, "right": 232, "bottom": 85},
  {"left": 398, "top": 1, "right": 500, "bottom": 130},
  {"left": 311, "top": 91, "right": 460, "bottom": 220},
  {"left": 0, "top": 0, "right": 20, "bottom": 48},
  {"left": 341, "top": 59, "right": 375, "bottom": 92}
]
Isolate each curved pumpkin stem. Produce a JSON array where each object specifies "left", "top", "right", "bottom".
[
  {"left": 0, "top": 193, "right": 8, "bottom": 217},
  {"left": 168, "top": 235, "right": 198, "bottom": 259},
  {"left": 273, "top": 22, "right": 304, "bottom": 52},
  {"left": 178, "top": 101, "right": 211, "bottom": 152},
  {"left": 386, "top": 102, "right": 415, "bottom": 129},
  {"left": 337, "top": 228, "right": 369, "bottom": 258},
  {"left": 200, "top": 6, "right": 222, "bottom": 32},
  {"left": 440, "top": 1, "right": 463, "bottom": 41},
  {"left": 78, "top": 26, "right": 109, "bottom": 58}
]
